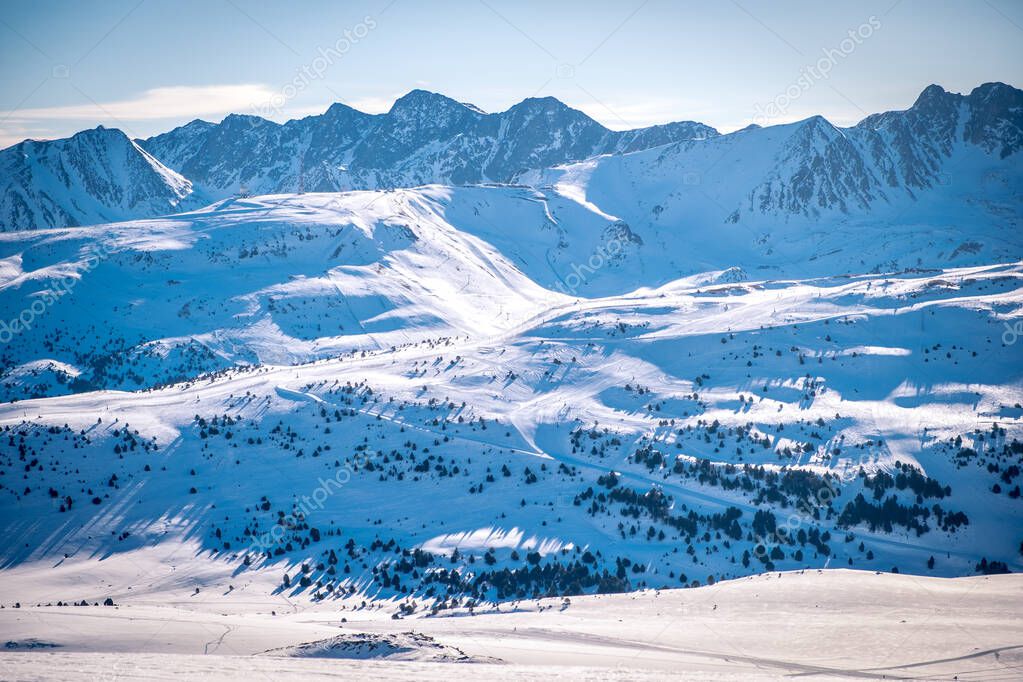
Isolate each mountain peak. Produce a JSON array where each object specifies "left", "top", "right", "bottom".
[
  {"left": 791, "top": 114, "right": 840, "bottom": 136},
  {"left": 323, "top": 102, "right": 363, "bottom": 117},
  {"left": 314, "top": 102, "right": 377, "bottom": 126},
  {"left": 0, "top": 125, "right": 197, "bottom": 231},
  {"left": 69, "top": 126, "right": 137, "bottom": 151},
  {"left": 963, "top": 82, "right": 1023, "bottom": 157},
  {"left": 913, "top": 84, "right": 953, "bottom": 108},
  {"left": 515, "top": 96, "right": 570, "bottom": 111},
  {"left": 968, "top": 81, "right": 1020, "bottom": 103},
  {"left": 504, "top": 96, "right": 593, "bottom": 127},
  {"left": 802, "top": 114, "right": 830, "bottom": 125},
  {"left": 220, "top": 112, "right": 274, "bottom": 129},
  {"left": 389, "top": 89, "right": 480, "bottom": 115},
  {"left": 76, "top": 125, "right": 128, "bottom": 139}
]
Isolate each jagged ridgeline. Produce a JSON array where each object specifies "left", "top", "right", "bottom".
[
  {"left": 1, "top": 83, "right": 1020, "bottom": 232},
  {"left": 0, "top": 90, "right": 715, "bottom": 232}
]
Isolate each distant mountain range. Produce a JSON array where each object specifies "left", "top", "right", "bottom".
[
  {"left": 142, "top": 90, "right": 718, "bottom": 198},
  {"left": 0, "top": 82, "right": 1020, "bottom": 231}
]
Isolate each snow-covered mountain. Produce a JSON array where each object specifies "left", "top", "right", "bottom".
[
  {"left": 140, "top": 90, "right": 719, "bottom": 198},
  {"left": 0, "top": 126, "right": 200, "bottom": 231},
  {"left": 2, "top": 84, "right": 1018, "bottom": 234},
  {"left": 0, "top": 91, "right": 717, "bottom": 232},
  {"left": 524, "top": 82, "right": 1023, "bottom": 228}
]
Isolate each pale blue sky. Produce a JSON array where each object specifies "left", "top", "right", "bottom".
[{"left": 1, "top": 0, "right": 1021, "bottom": 147}]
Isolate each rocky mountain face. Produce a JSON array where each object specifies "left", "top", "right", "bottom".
[
  {"left": 752, "top": 82, "right": 1023, "bottom": 218},
  {"left": 0, "top": 126, "right": 197, "bottom": 231},
  {"left": 140, "top": 90, "right": 719, "bottom": 197},
  {"left": 0, "top": 91, "right": 717, "bottom": 232},
  {"left": 852, "top": 82, "right": 1023, "bottom": 189},
  {"left": 769, "top": 81, "right": 1023, "bottom": 217}
]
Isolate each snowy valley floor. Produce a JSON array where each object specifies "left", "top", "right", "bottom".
[{"left": 0, "top": 565, "right": 1020, "bottom": 680}]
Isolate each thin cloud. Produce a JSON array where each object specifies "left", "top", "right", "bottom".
[
  {"left": 4, "top": 84, "right": 278, "bottom": 122},
  {"left": 569, "top": 95, "right": 725, "bottom": 131},
  {"left": 0, "top": 123, "right": 57, "bottom": 149}
]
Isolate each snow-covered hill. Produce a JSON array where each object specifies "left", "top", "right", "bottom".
[
  {"left": 0, "top": 127, "right": 200, "bottom": 231},
  {"left": 0, "top": 184, "right": 1020, "bottom": 613},
  {"left": 1, "top": 184, "right": 1019, "bottom": 399}
]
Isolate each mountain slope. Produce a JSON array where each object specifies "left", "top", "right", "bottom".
[
  {"left": 0, "top": 127, "right": 200, "bottom": 231},
  {"left": 2, "top": 181, "right": 1021, "bottom": 402}
]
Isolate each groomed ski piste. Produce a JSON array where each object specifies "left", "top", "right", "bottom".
[{"left": 0, "top": 174, "right": 1021, "bottom": 679}]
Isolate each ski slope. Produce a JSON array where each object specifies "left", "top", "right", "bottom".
[{"left": 0, "top": 188, "right": 1019, "bottom": 613}]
